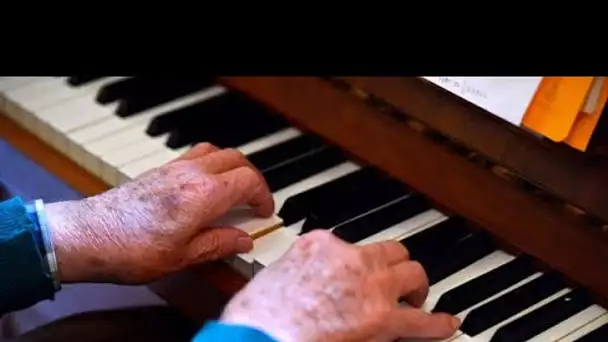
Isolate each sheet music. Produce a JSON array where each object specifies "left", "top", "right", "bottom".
[
  {"left": 422, "top": 77, "right": 543, "bottom": 125},
  {"left": 581, "top": 77, "right": 605, "bottom": 115}
]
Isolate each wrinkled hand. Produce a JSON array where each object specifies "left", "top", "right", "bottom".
[
  {"left": 221, "top": 230, "right": 460, "bottom": 342},
  {"left": 46, "top": 143, "right": 274, "bottom": 284}
]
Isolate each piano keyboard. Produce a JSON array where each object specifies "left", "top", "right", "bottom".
[{"left": 1, "top": 76, "right": 608, "bottom": 342}]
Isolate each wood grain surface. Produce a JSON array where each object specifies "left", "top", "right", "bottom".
[{"left": 339, "top": 77, "right": 608, "bottom": 225}]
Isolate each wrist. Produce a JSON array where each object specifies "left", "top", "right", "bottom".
[
  {"left": 45, "top": 200, "right": 109, "bottom": 283},
  {"left": 25, "top": 199, "right": 60, "bottom": 290}
]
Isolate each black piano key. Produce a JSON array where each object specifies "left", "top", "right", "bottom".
[
  {"left": 332, "top": 194, "right": 431, "bottom": 243},
  {"left": 429, "top": 231, "right": 496, "bottom": 285},
  {"left": 146, "top": 93, "right": 243, "bottom": 139},
  {"left": 167, "top": 113, "right": 288, "bottom": 150},
  {"left": 460, "top": 272, "right": 568, "bottom": 336},
  {"left": 246, "top": 135, "right": 325, "bottom": 172},
  {"left": 490, "top": 289, "right": 595, "bottom": 342},
  {"left": 146, "top": 101, "right": 209, "bottom": 137},
  {"left": 166, "top": 124, "right": 202, "bottom": 149},
  {"left": 96, "top": 77, "right": 141, "bottom": 103},
  {"left": 300, "top": 176, "right": 411, "bottom": 233},
  {"left": 190, "top": 107, "right": 288, "bottom": 147},
  {"left": 67, "top": 76, "right": 104, "bottom": 86},
  {"left": 401, "top": 217, "right": 469, "bottom": 263},
  {"left": 278, "top": 167, "right": 380, "bottom": 226},
  {"left": 264, "top": 146, "right": 347, "bottom": 193},
  {"left": 575, "top": 323, "right": 608, "bottom": 342},
  {"left": 116, "top": 79, "right": 217, "bottom": 117},
  {"left": 165, "top": 92, "right": 289, "bottom": 149},
  {"left": 433, "top": 256, "right": 537, "bottom": 315}
]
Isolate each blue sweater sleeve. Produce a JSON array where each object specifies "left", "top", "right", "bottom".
[
  {"left": 0, "top": 197, "right": 56, "bottom": 315},
  {"left": 192, "top": 321, "right": 278, "bottom": 342}
]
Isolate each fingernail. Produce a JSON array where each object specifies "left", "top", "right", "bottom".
[
  {"left": 451, "top": 317, "right": 461, "bottom": 330},
  {"left": 236, "top": 236, "right": 253, "bottom": 253}
]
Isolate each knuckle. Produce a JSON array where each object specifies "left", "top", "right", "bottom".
[
  {"left": 351, "top": 248, "right": 368, "bottom": 265},
  {"left": 294, "top": 230, "right": 333, "bottom": 250},
  {"left": 196, "top": 234, "right": 223, "bottom": 261},
  {"left": 239, "top": 165, "right": 259, "bottom": 180},
  {"left": 409, "top": 261, "right": 428, "bottom": 281},
  {"left": 194, "top": 142, "right": 217, "bottom": 150},
  {"left": 207, "top": 232, "right": 222, "bottom": 253},
  {"left": 232, "top": 167, "right": 262, "bottom": 191},
  {"left": 306, "top": 229, "right": 335, "bottom": 243},
  {"left": 224, "top": 148, "right": 246, "bottom": 160}
]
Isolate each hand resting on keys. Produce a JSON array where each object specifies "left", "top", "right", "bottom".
[
  {"left": 219, "top": 230, "right": 461, "bottom": 342},
  {"left": 0, "top": 140, "right": 458, "bottom": 341},
  {"left": 44, "top": 142, "right": 274, "bottom": 284}
]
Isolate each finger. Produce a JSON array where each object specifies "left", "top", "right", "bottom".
[
  {"left": 171, "top": 142, "right": 220, "bottom": 163},
  {"left": 386, "top": 261, "right": 429, "bottom": 307},
  {"left": 387, "top": 308, "right": 460, "bottom": 340},
  {"left": 213, "top": 166, "right": 274, "bottom": 217},
  {"left": 195, "top": 148, "right": 258, "bottom": 175},
  {"left": 359, "top": 240, "right": 409, "bottom": 267},
  {"left": 186, "top": 226, "right": 254, "bottom": 262}
]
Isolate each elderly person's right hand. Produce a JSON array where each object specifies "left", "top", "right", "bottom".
[{"left": 221, "top": 230, "right": 460, "bottom": 342}]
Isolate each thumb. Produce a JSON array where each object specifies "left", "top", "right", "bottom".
[{"left": 187, "top": 226, "right": 254, "bottom": 263}]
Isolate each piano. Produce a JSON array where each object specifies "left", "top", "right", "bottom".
[{"left": 1, "top": 76, "right": 608, "bottom": 341}]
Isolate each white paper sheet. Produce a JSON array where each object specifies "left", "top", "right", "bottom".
[{"left": 422, "top": 77, "right": 543, "bottom": 125}]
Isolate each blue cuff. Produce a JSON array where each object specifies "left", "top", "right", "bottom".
[
  {"left": 192, "top": 321, "right": 278, "bottom": 342},
  {"left": 0, "top": 197, "right": 56, "bottom": 314}
]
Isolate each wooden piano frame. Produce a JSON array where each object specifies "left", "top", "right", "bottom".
[{"left": 2, "top": 76, "right": 608, "bottom": 323}]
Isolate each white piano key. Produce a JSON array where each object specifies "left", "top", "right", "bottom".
[
  {"left": 422, "top": 250, "right": 515, "bottom": 312},
  {"left": 398, "top": 271, "right": 547, "bottom": 342},
  {"left": 68, "top": 116, "right": 133, "bottom": 167},
  {"left": 357, "top": 209, "right": 447, "bottom": 246},
  {"left": 114, "top": 124, "right": 311, "bottom": 184},
  {"left": 102, "top": 125, "right": 302, "bottom": 186},
  {"left": 3, "top": 77, "right": 121, "bottom": 149},
  {"left": 36, "top": 98, "right": 116, "bottom": 154},
  {"left": 246, "top": 209, "right": 448, "bottom": 281},
  {"left": 450, "top": 288, "right": 572, "bottom": 342},
  {"left": 272, "top": 161, "right": 361, "bottom": 209},
  {"left": 3, "top": 77, "right": 97, "bottom": 130},
  {"left": 79, "top": 86, "right": 226, "bottom": 177},
  {"left": 0, "top": 77, "right": 46, "bottom": 111},
  {"left": 84, "top": 119, "right": 169, "bottom": 175},
  {"left": 1, "top": 77, "right": 53, "bottom": 128},
  {"left": 240, "top": 194, "right": 447, "bottom": 279},
  {"left": 557, "top": 312, "right": 608, "bottom": 341},
  {"left": 0, "top": 77, "right": 44, "bottom": 92},
  {"left": 212, "top": 206, "right": 284, "bottom": 238},
  {"left": 245, "top": 225, "right": 301, "bottom": 277},
  {"left": 32, "top": 77, "right": 123, "bottom": 118},
  {"left": 117, "top": 148, "right": 187, "bottom": 185},
  {"left": 5, "top": 77, "right": 66, "bottom": 110},
  {"left": 527, "top": 305, "right": 607, "bottom": 341},
  {"left": 237, "top": 127, "right": 302, "bottom": 156},
  {"left": 34, "top": 77, "right": 124, "bottom": 146},
  {"left": 245, "top": 209, "right": 447, "bottom": 279},
  {"left": 232, "top": 162, "right": 363, "bottom": 277},
  {"left": 99, "top": 137, "right": 167, "bottom": 185}
]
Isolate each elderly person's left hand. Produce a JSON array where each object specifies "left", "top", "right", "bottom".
[{"left": 44, "top": 143, "right": 274, "bottom": 284}]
